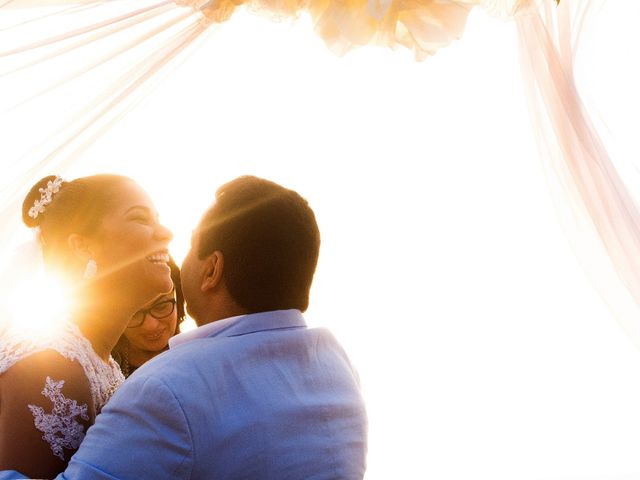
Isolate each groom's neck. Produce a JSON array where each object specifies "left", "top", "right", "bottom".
[{"left": 194, "top": 294, "right": 248, "bottom": 327}]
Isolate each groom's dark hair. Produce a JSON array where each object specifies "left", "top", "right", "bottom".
[{"left": 196, "top": 176, "right": 320, "bottom": 313}]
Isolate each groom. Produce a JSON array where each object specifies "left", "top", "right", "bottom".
[{"left": 60, "top": 175, "right": 367, "bottom": 478}]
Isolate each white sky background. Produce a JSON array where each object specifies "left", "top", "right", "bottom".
[{"left": 2, "top": 1, "right": 640, "bottom": 478}]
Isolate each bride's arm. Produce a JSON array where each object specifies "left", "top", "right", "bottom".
[{"left": 0, "top": 350, "right": 95, "bottom": 479}]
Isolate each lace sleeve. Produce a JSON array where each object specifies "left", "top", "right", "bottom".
[
  {"left": 28, "top": 377, "right": 90, "bottom": 460},
  {"left": 0, "top": 350, "right": 95, "bottom": 479}
]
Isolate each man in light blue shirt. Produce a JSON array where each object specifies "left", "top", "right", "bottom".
[{"left": 56, "top": 175, "right": 368, "bottom": 479}]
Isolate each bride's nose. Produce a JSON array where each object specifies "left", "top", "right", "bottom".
[{"left": 155, "top": 222, "right": 173, "bottom": 242}]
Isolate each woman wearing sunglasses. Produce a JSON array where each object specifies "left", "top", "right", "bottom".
[{"left": 112, "top": 258, "right": 186, "bottom": 378}]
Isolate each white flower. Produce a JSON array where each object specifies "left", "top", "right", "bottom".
[{"left": 28, "top": 176, "right": 64, "bottom": 220}]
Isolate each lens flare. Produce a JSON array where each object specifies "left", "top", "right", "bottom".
[{"left": 1, "top": 268, "right": 71, "bottom": 339}]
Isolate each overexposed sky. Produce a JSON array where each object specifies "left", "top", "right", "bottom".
[{"left": 2, "top": 1, "right": 640, "bottom": 478}]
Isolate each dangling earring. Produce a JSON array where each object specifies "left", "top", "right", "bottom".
[{"left": 83, "top": 259, "right": 97, "bottom": 280}]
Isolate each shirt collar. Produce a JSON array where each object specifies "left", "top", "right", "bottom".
[{"left": 169, "top": 309, "right": 306, "bottom": 349}]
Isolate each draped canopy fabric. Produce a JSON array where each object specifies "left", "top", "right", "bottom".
[{"left": 1, "top": 0, "right": 640, "bottom": 347}]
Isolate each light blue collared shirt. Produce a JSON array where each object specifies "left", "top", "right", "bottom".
[
  {"left": 168, "top": 312, "right": 248, "bottom": 349},
  {"left": 51, "top": 308, "right": 367, "bottom": 479}
]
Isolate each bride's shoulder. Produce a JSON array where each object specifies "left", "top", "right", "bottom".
[
  {"left": 0, "top": 322, "right": 93, "bottom": 402},
  {"left": 0, "top": 322, "right": 85, "bottom": 373},
  {"left": 0, "top": 349, "right": 96, "bottom": 475},
  {"left": 1, "top": 349, "right": 91, "bottom": 396},
  {"left": 0, "top": 348, "right": 96, "bottom": 419}
]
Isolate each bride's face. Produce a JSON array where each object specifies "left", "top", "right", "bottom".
[{"left": 87, "top": 181, "right": 173, "bottom": 305}]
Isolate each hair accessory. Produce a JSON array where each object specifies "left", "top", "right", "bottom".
[
  {"left": 28, "top": 177, "right": 64, "bottom": 220},
  {"left": 83, "top": 259, "right": 97, "bottom": 280}
]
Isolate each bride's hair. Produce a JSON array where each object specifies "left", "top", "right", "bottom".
[{"left": 22, "top": 174, "right": 133, "bottom": 274}]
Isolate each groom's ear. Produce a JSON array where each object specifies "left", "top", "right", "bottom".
[{"left": 201, "top": 251, "right": 224, "bottom": 292}]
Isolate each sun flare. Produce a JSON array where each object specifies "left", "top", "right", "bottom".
[{"left": 2, "top": 268, "right": 71, "bottom": 339}]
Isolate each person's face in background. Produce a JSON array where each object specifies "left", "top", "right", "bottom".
[{"left": 124, "top": 290, "right": 178, "bottom": 355}]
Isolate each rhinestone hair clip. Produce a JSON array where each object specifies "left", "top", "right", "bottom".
[{"left": 28, "top": 177, "right": 64, "bottom": 220}]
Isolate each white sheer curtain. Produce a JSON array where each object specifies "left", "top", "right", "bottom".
[
  {"left": 0, "top": 0, "right": 208, "bottom": 261},
  {"left": 2, "top": 0, "right": 639, "bottom": 341}
]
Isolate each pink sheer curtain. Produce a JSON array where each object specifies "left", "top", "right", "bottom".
[{"left": 517, "top": 0, "right": 640, "bottom": 345}]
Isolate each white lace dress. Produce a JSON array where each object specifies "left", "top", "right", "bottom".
[{"left": 0, "top": 322, "right": 124, "bottom": 461}]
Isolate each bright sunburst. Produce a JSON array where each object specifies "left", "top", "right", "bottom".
[{"left": 2, "top": 260, "right": 71, "bottom": 339}]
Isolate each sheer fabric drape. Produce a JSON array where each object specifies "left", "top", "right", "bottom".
[
  {"left": 2, "top": 0, "right": 640, "bottom": 343},
  {"left": 516, "top": 1, "right": 640, "bottom": 345}
]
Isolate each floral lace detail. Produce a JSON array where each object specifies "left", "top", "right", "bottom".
[
  {"left": 0, "top": 322, "right": 124, "bottom": 412},
  {"left": 28, "top": 377, "right": 89, "bottom": 460}
]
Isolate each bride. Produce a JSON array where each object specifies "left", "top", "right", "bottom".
[{"left": 0, "top": 174, "right": 173, "bottom": 478}]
